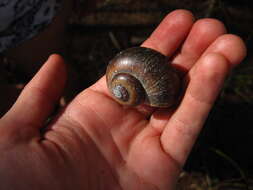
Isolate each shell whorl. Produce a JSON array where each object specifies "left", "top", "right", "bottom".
[
  {"left": 109, "top": 73, "right": 145, "bottom": 106},
  {"left": 106, "top": 47, "right": 180, "bottom": 107}
]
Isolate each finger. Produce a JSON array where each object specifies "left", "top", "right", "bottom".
[
  {"left": 142, "top": 9, "right": 194, "bottom": 56},
  {"left": 203, "top": 34, "right": 247, "bottom": 67},
  {"left": 2, "top": 54, "right": 67, "bottom": 133},
  {"left": 148, "top": 19, "right": 227, "bottom": 129},
  {"left": 150, "top": 33, "right": 246, "bottom": 131},
  {"left": 173, "top": 18, "right": 227, "bottom": 71},
  {"left": 160, "top": 53, "right": 231, "bottom": 166}
]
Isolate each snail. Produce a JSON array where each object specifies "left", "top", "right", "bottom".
[{"left": 106, "top": 47, "right": 181, "bottom": 107}]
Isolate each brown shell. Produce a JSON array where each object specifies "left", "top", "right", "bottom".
[{"left": 106, "top": 47, "right": 181, "bottom": 107}]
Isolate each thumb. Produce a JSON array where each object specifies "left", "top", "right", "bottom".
[{"left": 1, "top": 54, "right": 67, "bottom": 139}]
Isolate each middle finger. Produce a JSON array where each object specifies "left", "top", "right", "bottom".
[{"left": 172, "top": 18, "right": 227, "bottom": 72}]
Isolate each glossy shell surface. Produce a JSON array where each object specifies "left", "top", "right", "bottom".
[{"left": 106, "top": 47, "right": 180, "bottom": 107}]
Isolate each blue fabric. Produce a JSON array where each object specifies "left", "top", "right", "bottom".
[{"left": 0, "top": 0, "right": 63, "bottom": 53}]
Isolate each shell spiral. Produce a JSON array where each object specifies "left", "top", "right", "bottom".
[{"left": 106, "top": 47, "right": 181, "bottom": 107}]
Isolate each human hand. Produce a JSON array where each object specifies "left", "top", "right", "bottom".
[{"left": 0, "top": 10, "right": 246, "bottom": 190}]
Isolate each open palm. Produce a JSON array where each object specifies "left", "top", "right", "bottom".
[{"left": 0, "top": 10, "right": 246, "bottom": 190}]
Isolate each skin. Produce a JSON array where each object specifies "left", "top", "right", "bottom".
[{"left": 0, "top": 10, "right": 246, "bottom": 190}]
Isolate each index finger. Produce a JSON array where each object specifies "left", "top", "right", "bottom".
[{"left": 142, "top": 9, "right": 194, "bottom": 56}]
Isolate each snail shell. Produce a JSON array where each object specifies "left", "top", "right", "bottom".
[{"left": 106, "top": 47, "right": 181, "bottom": 107}]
